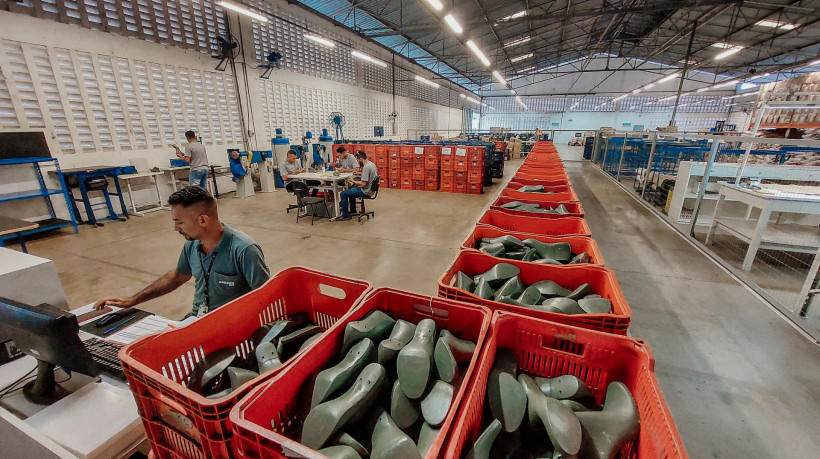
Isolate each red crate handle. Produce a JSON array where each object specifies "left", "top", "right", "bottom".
[{"left": 149, "top": 387, "right": 189, "bottom": 416}]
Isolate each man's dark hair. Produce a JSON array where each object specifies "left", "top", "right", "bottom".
[
  {"left": 336, "top": 146, "right": 346, "bottom": 154},
  {"left": 168, "top": 186, "right": 217, "bottom": 215},
  {"left": 356, "top": 151, "right": 367, "bottom": 159},
  {"left": 185, "top": 130, "right": 197, "bottom": 139},
  {"left": 287, "top": 149, "right": 298, "bottom": 157}
]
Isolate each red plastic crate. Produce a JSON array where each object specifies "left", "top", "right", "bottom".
[
  {"left": 466, "top": 182, "right": 483, "bottom": 194},
  {"left": 467, "top": 159, "right": 484, "bottom": 169},
  {"left": 413, "top": 178, "right": 425, "bottom": 190},
  {"left": 401, "top": 156, "right": 413, "bottom": 168},
  {"left": 501, "top": 188, "right": 579, "bottom": 203},
  {"left": 438, "top": 250, "right": 631, "bottom": 334},
  {"left": 510, "top": 177, "right": 571, "bottom": 187},
  {"left": 425, "top": 171, "right": 440, "bottom": 182},
  {"left": 454, "top": 158, "right": 468, "bottom": 171},
  {"left": 230, "top": 288, "right": 492, "bottom": 459},
  {"left": 468, "top": 169, "right": 482, "bottom": 182},
  {"left": 119, "top": 268, "right": 372, "bottom": 459},
  {"left": 424, "top": 145, "right": 441, "bottom": 155},
  {"left": 413, "top": 167, "right": 425, "bottom": 179},
  {"left": 514, "top": 171, "right": 569, "bottom": 182},
  {"left": 400, "top": 145, "right": 414, "bottom": 158},
  {"left": 446, "top": 312, "right": 686, "bottom": 458},
  {"left": 468, "top": 147, "right": 484, "bottom": 161},
  {"left": 455, "top": 180, "right": 467, "bottom": 193},
  {"left": 476, "top": 210, "right": 592, "bottom": 237},
  {"left": 441, "top": 169, "right": 454, "bottom": 180},
  {"left": 425, "top": 179, "right": 440, "bottom": 191},
  {"left": 413, "top": 147, "right": 426, "bottom": 167},
  {"left": 441, "top": 157, "right": 454, "bottom": 171},
  {"left": 378, "top": 176, "right": 388, "bottom": 188},
  {"left": 460, "top": 226, "right": 604, "bottom": 266},
  {"left": 493, "top": 141, "right": 507, "bottom": 152},
  {"left": 491, "top": 196, "right": 584, "bottom": 218},
  {"left": 425, "top": 156, "right": 440, "bottom": 169},
  {"left": 389, "top": 167, "right": 400, "bottom": 180},
  {"left": 364, "top": 144, "right": 375, "bottom": 156},
  {"left": 506, "top": 182, "right": 573, "bottom": 193},
  {"left": 401, "top": 178, "right": 413, "bottom": 190},
  {"left": 389, "top": 178, "right": 400, "bottom": 189},
  {"left": 454, "top": 170, "right": 468, "bottom": 181}
]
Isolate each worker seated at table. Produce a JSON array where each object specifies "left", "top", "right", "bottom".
[
  {"left": 93, "top": 186, "right": 270, "bottom": 319},
  {"left": 279, "top": 149, "right": 306, "bottom": 184},
  {"left": 336, "top": 151, "right": 378, "bottom": 221},
  {"left": 334, "top": 146, "right": 360, "bottom": 172}
]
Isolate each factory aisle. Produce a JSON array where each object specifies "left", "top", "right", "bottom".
[{"left": 567, "top": 161, "right": 820, "bottom": 458}]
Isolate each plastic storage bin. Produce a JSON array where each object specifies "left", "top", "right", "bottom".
[
  {"left": 476, "top": 210, "right": 592, "bottom": 237},
  {"left": 119, "top": 267, "right": 372, "bottom": 459},
  {"left": 500, "top": 188, "right": 579, "bottom": 203},
  {"left": 460, "top": 226, "right": 604, "bottom": 266},
  {"left": 446, "top": 311, "right": 687, "bottom": 458},
  {"left": 509, "top": 177, "right": 571, "bottom": 187},
  {"left": 230, "top": 288, "right": 492, "bottom": 459},
  {"left": 438, "top": 250, "right": 631, "bottom": 334},
  {"left": 490, "top": 196, "right": 584, "bottom": 218}
]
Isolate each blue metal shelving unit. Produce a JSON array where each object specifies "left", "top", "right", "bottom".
[{"left": 0, "top": 157, "right": 79, "bottom": 245}]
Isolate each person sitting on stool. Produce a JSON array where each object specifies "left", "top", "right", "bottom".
[
  {"left": 334, "top": 146, "right": 360, "bottom": 172},
  {"left": 279, "top": 149, "right": 305, "bottom": 184},
  {"left": 337, "top": 151, "right": 377, "bottom": 221}
]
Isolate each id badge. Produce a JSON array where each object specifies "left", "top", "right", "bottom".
[{"left": 196, "top": 303, "right": 209, "bottom": 317}]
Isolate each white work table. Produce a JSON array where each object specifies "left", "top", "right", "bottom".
[
  {"left": 705, "top": 182, "right": 820, "bottom": 270},
  {"left": 290, "top": 172, "right": 354, "bottom": 218},
  {"left": 0, "top": 303, "right": 180, "bottom": 458},
  {"left": 117, "top": 171, "right": 168, "bottom": 216}
]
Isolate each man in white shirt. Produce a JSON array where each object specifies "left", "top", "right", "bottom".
[{"left": 336, "top": 151, "right": 378, "bottom": 221}]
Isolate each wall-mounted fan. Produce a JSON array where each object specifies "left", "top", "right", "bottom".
[{"left": 212, "top": 34, "right": 239, "bottom": 71}]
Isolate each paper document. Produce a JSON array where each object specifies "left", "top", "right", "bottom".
[{"left": 106, "top": 315, "right": 179, "bottom": 345}]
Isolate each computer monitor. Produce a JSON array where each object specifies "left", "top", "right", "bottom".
[{"left": 0, "top": 297, "right": 100, "bottom": 405}]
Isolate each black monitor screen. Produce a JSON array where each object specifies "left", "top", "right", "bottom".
[{"left": 0, "top": 132, "right": 52, "bottom": 160}]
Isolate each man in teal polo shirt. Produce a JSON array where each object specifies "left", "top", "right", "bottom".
[{"left": 94, "top": 186, "right": 270, "bottom": 318}]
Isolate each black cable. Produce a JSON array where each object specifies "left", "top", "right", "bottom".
[{"left": 0, "top": 366, "right": 37, "bottom": 398}]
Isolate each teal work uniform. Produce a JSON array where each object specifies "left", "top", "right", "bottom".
[{"left": 176, "top": 223, "right": 270, "bottom": 316}]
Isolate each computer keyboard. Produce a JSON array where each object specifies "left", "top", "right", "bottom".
[{"left": 84, "top": 337, "right": 126, "bottom": 380}]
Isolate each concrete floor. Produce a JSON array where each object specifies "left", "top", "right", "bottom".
[{"left": 12, "top": 159, "right": 820, "bottom": 457}]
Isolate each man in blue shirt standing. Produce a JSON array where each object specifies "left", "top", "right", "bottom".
[{"left": 94, "top": 186, "right": 270, "bottom": 318}]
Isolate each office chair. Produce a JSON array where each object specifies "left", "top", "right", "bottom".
[
  {"left": 290, "top": 181, "right": 329, "bottom": 225},
  {"left": 285, "top": 181, "right": 299, "bottom": 213},
  {"left": 353, "top": 175, "right": 380, "bottom": 222}
]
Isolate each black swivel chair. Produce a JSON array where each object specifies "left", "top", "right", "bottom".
[
  {"left": 285, "top": 181, "right": 299, "bottom": 213},
  {"left": 290, "top": 181, "right": 329, "bottom": 225},
  {"left": 353, "top": 176, "right": 380, "bottom": 222}
]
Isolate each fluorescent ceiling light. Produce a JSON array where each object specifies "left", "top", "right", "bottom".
[
  {"left": 414, "top": 75, "right": 440, "bottom": 88},
  {"left": 739, "top": 82, "right": 758, "bottom": 90},
  {"left": 466, "top": 97, "right": 481, "bottom": 104},
  {"left": 509, "top": 89, "right": 516, "bottom": 95},
  {"left": 711, "top": 42, "right": 734, "bottom": 49},
  {"left": 492, "top": 71, "right": 507, "bottom": 85},
  {"left": 679, "top": 58, "right": 698, "bottom": 65},
  {"left": 714, "top": 46, "right": 744, "bottom": 60},
  {"left": 503, "top": 36, "right": 531, "bottom": 47},
  {"left": 755, "top": 20, "right": 797, "bottom": 30},
  {"left": 632, "top": 88, "right": 641, "bottom": 94},
  {"left": 812, "top": 59, "right": 820, "bottom": 66},
  {"left": 511, "top": 53, "right": 533, "bottom": 63},
  {"left": 516, "top": 96, "right": 527, "bottom": 110},
  {"left": 613, "top": 94, "right": 628, "bottom": 102},
  {"left": 351, "top": 50, "right": 388, "bottom": 67},
  {"left": 424, "top": 0, "right": 443, "bottom": 11},
  {"left": 659, "top": 95, "right": 677, "bottom": 101},
  {"left": 517, "top": 66, "right": 536, "bottom": 73},
  {"left": 459, "top": 94, "right": 466, "bottom": 99},
  {"left": 722, "top": 91, "right": 759, "bottom": 100},
  {"left": 747, "top": 72, "right": 771, "bottom": 81},
  {"left": 218, "top": 1, "right": 268, "bottom": 22},
  {"left": 696, "top": 86, "right": 710, "bottom": 92},
  {"left": 304, "top": 34, "right": 335, "bottom": 48},
  {"left": 643, "top": 83, "right": 656, "bottom": 90},
  {"left": 466, "top": 40, "right": 491, "bottom": 66},
  {"left": 658, "top": 73, "right": 680, "bottom": 83},
  {"left": 444, "top": 14, "right": 463, "bottom": 34}
]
